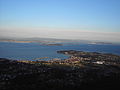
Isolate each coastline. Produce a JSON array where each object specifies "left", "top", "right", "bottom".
[{"left": 0, "top": 55, "right": 120, "bottom": 90}]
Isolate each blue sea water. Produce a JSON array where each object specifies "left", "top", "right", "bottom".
[{"left": 0, "top": 42, "right": 120, "bottom": 60}]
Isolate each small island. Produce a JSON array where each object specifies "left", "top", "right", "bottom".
[{"left": 42, "top": 43, "right": 63, "bottom": 46}]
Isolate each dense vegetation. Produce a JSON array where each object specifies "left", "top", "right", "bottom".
[{"left": 0, "top": 57, "right": 120, "bottom": 90}]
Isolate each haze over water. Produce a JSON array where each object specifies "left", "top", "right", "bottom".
[
  {"left": 0, "top": 0, "right": 120, "bottom": 60},
  {"left": 0, "top": 0, "right": 120, "bottom": 43}
]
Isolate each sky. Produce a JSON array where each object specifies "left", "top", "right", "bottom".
[{"left": 0, "top": 0, "right": 120, "bottom": 42}]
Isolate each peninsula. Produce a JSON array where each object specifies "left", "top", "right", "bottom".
[{"left": 0, "top": 50, "right": 120, "bottom": 90}]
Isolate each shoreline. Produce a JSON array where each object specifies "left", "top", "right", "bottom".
[
  {"left": 0, "top": 55, "right": 120, "bottom": 90},
  {"left": 2, "top": 50, "right": 120, "bottom": 66}
]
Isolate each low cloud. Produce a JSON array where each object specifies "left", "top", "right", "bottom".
[{"left": 0, "top": 27, "right": 120, "bottom": 42}]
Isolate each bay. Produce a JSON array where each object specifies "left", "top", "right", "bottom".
[{"left": 0, "top": 42, "right": 120, "bottom": 60}]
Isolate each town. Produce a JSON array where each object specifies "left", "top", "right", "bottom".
[{"left": 0, "top": 50, "right": 120, "bottom": 90}]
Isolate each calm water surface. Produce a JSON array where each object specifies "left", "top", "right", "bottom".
[{"left": 0, "top": 42, "right": 120, "bottom": 60}]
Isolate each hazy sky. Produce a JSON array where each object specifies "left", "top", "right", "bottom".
[{"left": 0, "top": 0, "right": 120, "bottom": 42}]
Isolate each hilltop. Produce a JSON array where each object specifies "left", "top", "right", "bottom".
[{"left": 0, "top": 50, "right": 120, "bottom": 90}]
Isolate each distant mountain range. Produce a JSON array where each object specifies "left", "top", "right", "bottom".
[{"left": 0, "top": 37, "right": 118, "bottom": 45}]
